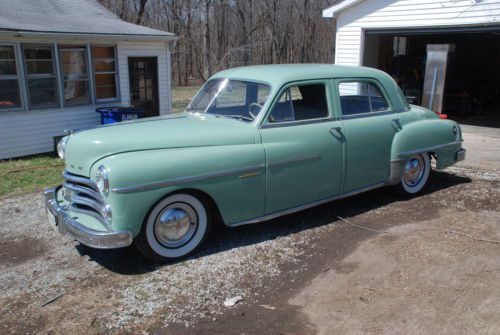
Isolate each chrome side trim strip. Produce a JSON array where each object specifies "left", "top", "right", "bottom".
[
  {"left": 231, "top": 181, "right": 387, "bottom": 227},
  {"left": 112, "top": 164, "right": 265, "bottom": 194},
  {"left": 398, "top": 141, "right": 462, "bottom": 158},
  {"left": 268, "top": 155, "right": 322, "bottom": 168}
]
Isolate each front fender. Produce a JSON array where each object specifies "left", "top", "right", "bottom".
[{"left": 91, "top": 145, "right": 266, "bottom": 237}]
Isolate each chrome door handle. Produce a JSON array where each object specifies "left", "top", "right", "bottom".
[
  {"left": 330, "top": 126, "right": 342, "bottom": 135},
  {"left": 392, "top": 118, "right": 402, "bottom": 131},
  {"left": 329, "top": 127, "right": 344, "bottom": 140}
]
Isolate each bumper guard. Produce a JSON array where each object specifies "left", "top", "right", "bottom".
[{"left": 44, "top": 187, "right": 132, "bottom": 249}]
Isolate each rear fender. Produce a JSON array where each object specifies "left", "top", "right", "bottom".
[{"left": 389, "top": 119, "right": 462, "bottom": 183}]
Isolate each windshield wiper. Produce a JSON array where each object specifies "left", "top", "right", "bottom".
[{"left": 219, "top": 114, "right": 255, "bottom": 122}]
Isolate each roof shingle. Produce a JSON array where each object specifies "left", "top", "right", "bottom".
[{"left": 0, "top": 0, "right": 174, "bottom": 38}]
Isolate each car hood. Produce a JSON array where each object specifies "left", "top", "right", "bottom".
[{"left": 64, "top": 113, "right": 257, "bottom": 176}]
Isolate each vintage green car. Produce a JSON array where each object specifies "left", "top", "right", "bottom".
[{"left": 44, "top": 64, "right": 465, "bottom": 261}]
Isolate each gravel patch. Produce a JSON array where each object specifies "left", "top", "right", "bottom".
[{"left": 0, "top": 164, "right": 498, "bottom": 333}]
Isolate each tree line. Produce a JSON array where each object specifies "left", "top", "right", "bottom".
[{"left": 98, "top": 0, "right": 338, "bottom": 86}]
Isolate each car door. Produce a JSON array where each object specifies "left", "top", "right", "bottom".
[
  {"left": 259, "top": 80, "right": 345, "bottom": 214},
  {"left": 335, "top": 79, "right": 399, "bottom": 192}
]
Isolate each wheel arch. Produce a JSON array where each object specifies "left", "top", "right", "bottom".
[{"left": 141, "top": 187, "right": 225, "bottom": 232}]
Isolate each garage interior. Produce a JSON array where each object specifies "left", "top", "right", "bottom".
[{"left": 363, "top": 27, "right": 500, "bottom": 127}]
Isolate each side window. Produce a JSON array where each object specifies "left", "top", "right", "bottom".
[
  {"left": 339, "top": 81, "right": 389, "bottom": 116},
  {"left": 269, "top": 83, "right": 329, "bottom": 123}
]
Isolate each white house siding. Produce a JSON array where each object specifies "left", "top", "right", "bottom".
[
  {"left": 334, "top": 0, "right": 500, "bottom": 66},
  {"left": 0, "top": 39, "right": 172, "bottom": 159}
]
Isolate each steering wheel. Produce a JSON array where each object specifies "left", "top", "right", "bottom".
[{"left": 248, "top": 102, "right": 263, "bottom": 120}]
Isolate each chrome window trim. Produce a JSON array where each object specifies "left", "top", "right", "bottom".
[
  {"left": 341, "top": 110, "right": 395, "bottom": 120},
  {"left": 112, "top": 164, "right": 265, "bottom": 194},
  {"left": 398, "top": 140, "right": 463, "bottom": 157},
  {"left": 260, "top": 117, "right": 338, "bottom": 129},
  {"left": 231, "top": 180, "right": 387, "bottom": 226}
]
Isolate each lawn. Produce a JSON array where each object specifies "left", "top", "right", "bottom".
[{"left": 0, "top": 86, "right": 200, "bottom": 198}]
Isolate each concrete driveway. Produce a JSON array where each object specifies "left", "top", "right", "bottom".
[{"left": 0, "top": 125, "right": 499, "bottom": 334}]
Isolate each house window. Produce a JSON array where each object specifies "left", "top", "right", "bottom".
[
  {"left": 23, "top": 44, "right": 59, "bottom": 108},
  {"left": 92, "top": 46, "right": 118, "bottom": 101},
  {"left": 0, "top": 45, "right": 21, "bottom": 109},
  {"left": 59, "top": 45, "right": 90, "bottom": 106}
]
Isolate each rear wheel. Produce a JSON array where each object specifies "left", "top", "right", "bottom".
[
  {"left": 135, "top": 193, "right": 211, "bottom": 262},
  {"left": 395, "top": 153, "right": 431, "bottom": 196}
]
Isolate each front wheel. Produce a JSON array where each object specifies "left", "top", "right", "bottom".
[
  {"left": 135, "top": 193, "right": 211, "bottom": 262},
  {"left": 395, "top": 153, "right": 431, "bottom": 196}
]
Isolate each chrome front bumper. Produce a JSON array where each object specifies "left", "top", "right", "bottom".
[{"left": 44, "top": 187, "right": 132, "bottom": 249}]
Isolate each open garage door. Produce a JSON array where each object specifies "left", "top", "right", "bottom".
[{"left": 363, "top": 26, "right": 500, "bottom": 127}]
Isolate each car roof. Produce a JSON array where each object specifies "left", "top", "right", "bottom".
[
  {"left": 210, "top": 64, "right": 409, "bottom": 112},
  {"left": 211, "top": 64, "right": 386, "bottom": 87}
]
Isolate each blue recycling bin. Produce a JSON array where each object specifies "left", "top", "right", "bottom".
[{"left": 96, "top": 106, "right": 144, "bottom": 125}]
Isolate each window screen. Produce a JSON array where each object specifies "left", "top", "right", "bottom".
[
  {"left": 339, "top": 82, "right": 389, "bottom": 116},
  {"left": 269, "top": 84, "right": 329, "bottom": 123},
  {"left": 59, "top": 45, "right": 90, "bottom": 106},
  {"left": 92, "top": 46, "right": 118, "bottom": 101},
  {"left": 23, "top": 44, "right": 59, "bottom": 108},
  {"left": 0, "top": 45, "right": 21, "bottom": 109}
]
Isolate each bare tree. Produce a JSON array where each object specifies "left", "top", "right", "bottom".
[
  {"left": 135, "top": 0, "right": 148, "bottom": 24},
  {"left": 99, "top": 0, "right": 339, "bottom": 85}
]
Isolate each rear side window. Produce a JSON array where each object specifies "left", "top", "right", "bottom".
[
  {"left": 269, "top": 83, "right": 329, "bottom": 123},
  {"left": 339, "top": 81, "right": 389, "bottom": 116}
]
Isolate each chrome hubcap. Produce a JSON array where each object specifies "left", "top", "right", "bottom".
[
  {"left": 154, "top": 203, "right": 197, "bottom": 248},
  {"left": 403, "top": 155, "right": 425, "bottom": 187}
]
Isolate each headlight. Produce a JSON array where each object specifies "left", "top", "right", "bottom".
[
  {"left": 95, "top": 165, "right": 109, "bottom": 196},
  {"left": 57, "top": 136, "right": 69, "bottom": 159}
]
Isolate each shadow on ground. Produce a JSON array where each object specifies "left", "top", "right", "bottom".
[{"left": 76, "top": 170, "right": 471, "bottom": 275}]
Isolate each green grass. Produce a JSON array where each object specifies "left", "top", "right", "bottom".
[
  {"left": 0, "top": 156, "right": 64, "bottom": 197},
  {"left": 0, "top": 86, "right": 201, "bottom": 197},
  {"left": 171, "top": 85, "right": 200, "bottom": 113}
]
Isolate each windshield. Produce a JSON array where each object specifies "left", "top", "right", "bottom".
[{"left": 187, "top": 79, "right": 271, "bottom": 122}]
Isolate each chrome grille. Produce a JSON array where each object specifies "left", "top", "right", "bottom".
[{"left": 63, "top": 171, "right": 107, "bottom": 220}]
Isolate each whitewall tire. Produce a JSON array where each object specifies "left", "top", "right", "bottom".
[
  {"left": 396, "top": 153, "right": 431, "bottom": 196},
  {"left": 135, "top": 193, "right": 211, "bottom": 262}
]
